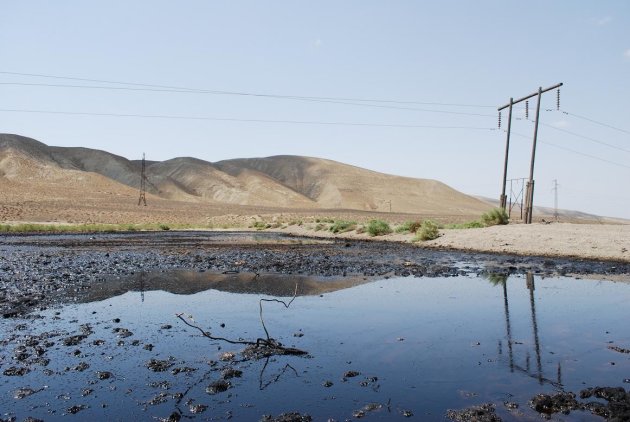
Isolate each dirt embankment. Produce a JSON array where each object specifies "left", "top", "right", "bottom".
[{"left": 280, "top": 222, "right": 630, "bottom": 263}]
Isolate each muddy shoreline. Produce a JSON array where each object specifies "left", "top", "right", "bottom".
[{"left": 1, "top": 231, "right": 629, "bottom": 318}]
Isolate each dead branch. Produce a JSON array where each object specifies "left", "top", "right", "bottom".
[
  {"left": 175, "top": 282, "right": 307, "bottom": 358},
  {"left": 259, "top": 356, "right": 299, "bottom": 390},
  {"left": 175, "top": 313, "right": 254, "bottom": 345},
  {"left": 259, "top": 283, "right": 298, "bottom": 341}
]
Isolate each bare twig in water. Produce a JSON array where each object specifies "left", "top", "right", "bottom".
[
  {"left": 259, "top": 356, "right": 299, "bottom": 390},
  {"left": 259, "top": 283, "right": 298, "bottom": 341},
  {"left": 175, "top": 282, "right": 307, "bottom": 358},
  {"left": 175, "top": 313, "right": 254, "bottom": 346}
]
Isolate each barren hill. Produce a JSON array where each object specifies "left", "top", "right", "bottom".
[
  {"left": 216, "top": 156, "right": 490, "bottom": 215},
  {"left": 1, "top": 133, "right": 493, "bottom": 223}
]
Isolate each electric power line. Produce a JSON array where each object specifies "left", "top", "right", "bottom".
[
  {"left": 0, "top": 107, "right": 497, "bottom": 131},
  {"left": 0, "top": 71, "right": 496, "bottom": 109},
  {"left": 0, "top": 81, "right": 496, "bottom": 118},
  {"left": 539, "top": 122, "right": 630, "bottom": 154},
  {"left": 560, "top": 110, "right": 630, "bottom": 135},
  {"left": 509, "top": 131, "right": 630, "bottom": 170}
]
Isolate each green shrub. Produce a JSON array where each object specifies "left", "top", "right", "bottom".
[
  {"left": 395, "top": 220, "right": 422, "bottom": 234},
  {"left": 159, "top": 224, "right": 170, "bottom": 231},
  {"left": 415, "top": 220, "right": 439, "bottom": 241},
  {"left": 314, "top": 223, "right": 326, "bottom": 232},
  {"left": 483, "top": 273, "right": 509, "bottom": 285},
  {"left": 329, "top": 220, "right": 357, "bottom": 234},
  {"left": 366, "top": 219, "right": 392, "bottom": 236},
  {"left": 443, "top": 220, "right": 485, "bottom": 229},
  {"left": 481, "top": 208, "right": 509, "bottom": 226},
  {"left": 251, "top": 221, "right": 268, "bottom": 230}
]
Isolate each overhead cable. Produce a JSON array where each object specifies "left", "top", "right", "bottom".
[
  {"left": 0, "top": 107, "right": 497, "bottom": 130},
  {"left": 0, "top": 70, "right": 495, "bottom": 109}
]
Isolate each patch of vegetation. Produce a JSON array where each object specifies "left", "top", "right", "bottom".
[
  {"left": 443, "top": 220, "right": 485, "bottom": 229},
  {"left": 329, "top": 220, "right": 357, "bottom": 234},
  {"left": 313, "top": 223, "right": 326, "bottom": 232},
  {"left": 414, "top": 220, "right": 439, "bottom": 241},
  {"left": 395, "top": 220, "right": 422, "bottom": 234},
  {"left": 482, "top": 208, "right": 509, "bottom": 226},
  {"left": 315, "top": 217, "right": 335, "bottom": 224},
  {"left": 483, "top": 273, "right": 509, "bottom": 285},
  {"left": 251, "top": 221, "right": 269, "bottom": 231},
  {"left": 159, "top": 224, "right": 170, "bottom": 231},
  {"left": 366, "top": 219, "right": 392, "bottom": 237}
]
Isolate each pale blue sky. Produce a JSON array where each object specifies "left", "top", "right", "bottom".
[{"left": 1, "top": 1, "right": 629, "bottom": 218}]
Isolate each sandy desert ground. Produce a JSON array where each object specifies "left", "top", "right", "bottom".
[{"left": 279, "top": 222, "right": 630, "bottom": 263}]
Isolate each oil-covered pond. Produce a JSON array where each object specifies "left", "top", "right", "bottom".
[{"left": 1, "top": 271, "right": 629, "bottom": 421}]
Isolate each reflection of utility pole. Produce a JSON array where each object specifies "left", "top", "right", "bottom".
[
  {"left": 502, "top": 280, "right": 515, "bottom": 372},
  {"left": 526, "top": 272, "right": 543, "bottom": 384},
  {"left": 498, "top": 83, "right": 563, "bottom": 223},
  {"left": 495, "top": 273, "right": 564, "bottom": 388}
]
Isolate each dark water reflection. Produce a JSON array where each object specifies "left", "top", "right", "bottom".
[{"left": 1, "top": 274, "right": 629, "bottom": 421}]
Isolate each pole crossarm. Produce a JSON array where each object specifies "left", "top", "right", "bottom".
[{"left": 498, "top": 83, "right": 563, "bottom": 111}]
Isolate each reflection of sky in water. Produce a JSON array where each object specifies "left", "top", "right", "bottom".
[{"left": 1, "top": 275, "right": 629, "bottom": 421}]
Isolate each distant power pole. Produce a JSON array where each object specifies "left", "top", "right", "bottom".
[
  {"left": 138, "top": 153, "right": 147, "bottom": 206},
  {"left": 552, "top": 179, "right": 559, "bottom": 222},
  {"left": 498, "top": 82, "right": 563, "bottom": 224}
]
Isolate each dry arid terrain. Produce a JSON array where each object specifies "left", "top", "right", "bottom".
[
  {"left": 280, "top": 223, "right": 630, "bottom": 263},
  {"left": 1, "top": 133, "right": 629, "bottom": 263}
]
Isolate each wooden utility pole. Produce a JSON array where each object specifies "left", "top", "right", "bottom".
[
  {"left": 498, "top": 82, "right": 563, "bottom": 223},
  {"left": 499, "top": 98, "right": 513, "bottom": 210}
]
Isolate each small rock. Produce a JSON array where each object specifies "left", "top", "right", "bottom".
[
  {"left": 14, "top": 387, "right": 37, "bottom": 399},
  {"left": 220, "top": 351, "right": 236, "bottom": 361},
  {"left": 3, "top": 366, "right": 30, "bottom": 376},
  {"left": 190, "top": 404, "right": 208, "bottom": 414},
  {"left": 62, "top": 335, "right": 87, "bottom": 346},
  {"left": 206, "top": 379, "right": 231, "bottom": 395},
  {"left": 66, "top": 405, "right": 88, "bottom": 414},
  {"left": 96, "top": 371, "right": 113, "bottom": 380},
  {"left": 221, "top": 367, "right": 243, "bottom": 379},
  {"left": 343, "top": 370, "right": 360, "bottom": 378},
  {"left": 147, "top": 359, "right": 174, "bottom": 372}
]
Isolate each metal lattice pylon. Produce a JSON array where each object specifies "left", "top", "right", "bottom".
[{"left": 138, "top": 153, "right": 147, "bottom": 206}]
